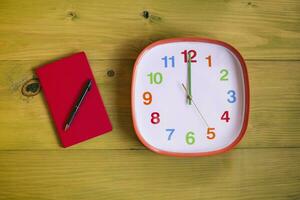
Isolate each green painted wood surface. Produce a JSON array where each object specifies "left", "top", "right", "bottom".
[{"left": 0, "top": 0, "right": 299, "bottom": 199}]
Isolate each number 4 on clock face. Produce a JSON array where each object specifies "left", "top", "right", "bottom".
[{"left": 132, "top": 38, "right": 250, "bottom": 157}]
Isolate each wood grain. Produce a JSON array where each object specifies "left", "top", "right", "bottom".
[
  {"left": 0, "top": 60, "right": 299, "bottom": 150},
  {"left": 0, "top": 0, "right": 299, "bottom": 60},
  {"left": 0, "top": 149, "right": 299, "bottom": 200}
]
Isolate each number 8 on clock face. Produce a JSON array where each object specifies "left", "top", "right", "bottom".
[{"left": 131, "top": 38, "right": 250, "bottom": 157}]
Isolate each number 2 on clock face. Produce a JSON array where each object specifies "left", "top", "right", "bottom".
[{"left": 132, "top": 38, "right": 249, "bottom": 157}]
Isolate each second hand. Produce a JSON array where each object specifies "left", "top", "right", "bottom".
[{"left": 181, "top": 83, "right": 209, "bottom": 128}]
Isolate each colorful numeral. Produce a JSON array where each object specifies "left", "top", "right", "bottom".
[
  {"left": 186, "top": 131, "right": 195, "bottom": 145},
  {"left": 166, "top": 129, "right": 175, "bottom": 140},
  {"left": 221, "top": 111, "right": 230, "bottom": 122},
  {"left": 151, "top": 112, "right": 160, "bottom": 124},
  {"left": 143, "top": 91, "right": 152, "bottom": 105},
  {"left": 205, "top": 55, "right": 212, "bottom": 67},
  {"left": 162, "top": 56, "right": 175, "bottom": 68},
  {"left": 207, "top": 128, "right": 216, "bottom": 140},
  {"left": 147, "top": 72, "right": 163, "bottom": 84},
  {"left": 220, "top": 69, "right": 229, "bottom": 81},
  {"left": 227, "top": 90, "right": 236, "bottom": 103},
  {"left": 181, "top": 50, "right": 197, "bottom": 63}
]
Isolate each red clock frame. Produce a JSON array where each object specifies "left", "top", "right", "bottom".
[{"left": 131, "top": 38, "right": 250, "bottom": 157}]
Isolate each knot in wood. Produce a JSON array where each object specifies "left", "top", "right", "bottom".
[
  {"left": 67, "top": 10, "right": 78, "bottom": 20},
  {"left": 21, "top": 78, "right": 40, "bottom": 97},
  {"left": 107, "top": 70, "right": 115, "bottom": 77},
  {"left": 142, "top": 10, "right": 150, "bottom": 19}
]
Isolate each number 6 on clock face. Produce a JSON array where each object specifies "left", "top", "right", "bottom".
[{"left": 132, "top": 38, "right": 250, "bottom": 157}]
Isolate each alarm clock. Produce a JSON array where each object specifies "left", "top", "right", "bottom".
[{"left": 131, "top": 38, "right": 249, "bottom": 156}]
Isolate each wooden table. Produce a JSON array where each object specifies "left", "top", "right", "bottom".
[{"left": 0, "top": 1, "right": 299, "bottom": 199}]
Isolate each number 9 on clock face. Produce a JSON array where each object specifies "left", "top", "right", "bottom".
[{"left": 131, "top": 38, "right": 250, "bottom": 157}]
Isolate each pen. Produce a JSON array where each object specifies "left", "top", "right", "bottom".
[{"left": 64, "top": 79, "right": 92, "bottom": 131}]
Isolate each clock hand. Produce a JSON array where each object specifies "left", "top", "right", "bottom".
[
  {"left": 181, "top": 83, "right": 209, "bottom": 128},
  {"left": 187, "top": 53, "right": 192, "bottom": 105}
]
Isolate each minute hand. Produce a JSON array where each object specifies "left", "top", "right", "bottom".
[
  {"left": 187, "top": 53, "right": 192, "bottom": 105},
  {"left": 181, "top": 83, "right": 209, "bottom": 128}
]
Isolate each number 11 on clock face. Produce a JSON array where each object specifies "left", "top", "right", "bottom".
[{"left": 132, "top": 38, "right": 249, "bottom": 156}]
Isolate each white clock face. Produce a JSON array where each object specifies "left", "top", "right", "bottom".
[{"left": 132, "top": 38, "right": 249, "bottom": 156}]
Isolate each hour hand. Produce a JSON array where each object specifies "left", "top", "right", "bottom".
[{"left": 182, "top": 83, "right": 192, "bottom": 101}]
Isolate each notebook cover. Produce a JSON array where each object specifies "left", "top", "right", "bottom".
[{"left": 36, "top": 52, "right": 112, "bottom": 147}]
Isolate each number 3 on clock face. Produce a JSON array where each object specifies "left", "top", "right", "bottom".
[{"left": 132, "top": 38, "right": 250, "bottom": 157}]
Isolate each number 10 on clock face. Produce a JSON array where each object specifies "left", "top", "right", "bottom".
[{"left": 132, "top": 38, "right": 250, "bottom": 157}]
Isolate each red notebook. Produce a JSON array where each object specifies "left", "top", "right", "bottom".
[{"left": 36, "top": 52, "right": 112, "bottom": 147}]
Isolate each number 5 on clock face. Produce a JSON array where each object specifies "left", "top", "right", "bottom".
[{"left": 132, "top": 38, "right": 250, "bottom": 157}]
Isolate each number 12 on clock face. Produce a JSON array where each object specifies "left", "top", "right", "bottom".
[{"left": 132, "top": 38, "right": 250, "bottom": 157}]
